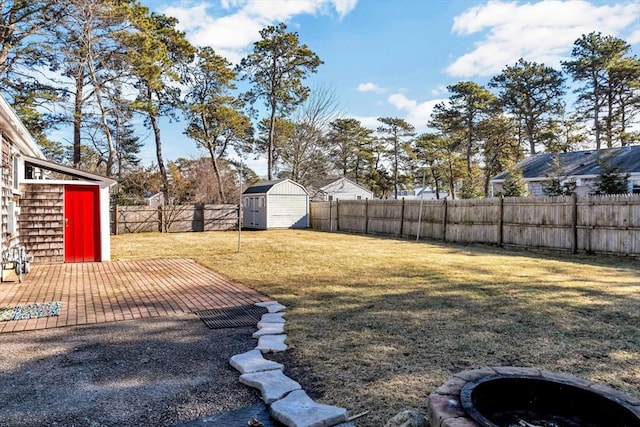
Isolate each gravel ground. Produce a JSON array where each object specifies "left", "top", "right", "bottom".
[{"left": 0, "top": 314, "right": 263, "bottom": 426}]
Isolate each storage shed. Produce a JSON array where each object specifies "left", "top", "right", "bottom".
[
  {"left": 242, "top": 179, "right": 309, "bottom": 229},
  {"left": 0, "top": 93, "right": 116, "bottom": 265}
]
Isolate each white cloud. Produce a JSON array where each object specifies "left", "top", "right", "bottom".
[
  {"left": 351, "top": 115, "right": 381, "bottom": 130},
  {"left": 387, "top": 93, "right": 446, "bottom": 131},
  {"left": 431, "top": 85, "right": 447, "bottom": 96},
  {"left": 356, "top": 82, "right": 386, "bottom": 93},
  {"left": 162, "top": 0, "right": 358, "bottom": 64},
  {"left": 447, "top": 0, "right": 640, "bottom": 77}
]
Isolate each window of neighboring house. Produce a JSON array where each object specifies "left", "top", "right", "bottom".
[
  {"left": 328, "top": 195, "right": 333, "bottom": 201},
  {"left": 632, "top": 180, "right": 640, "bottom": 194},
  {"left": 357, "top": 195, "right": 362, "bottom": 200}
]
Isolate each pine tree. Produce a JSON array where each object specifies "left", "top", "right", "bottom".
[
  {"left": 591, "top": 159, "right": 629, "bottom": 195},
  {"left": 501, "top": 168, "right": 527, "bottom": 197}
]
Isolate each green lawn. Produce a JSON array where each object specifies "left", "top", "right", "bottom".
[{"left": 112, "top": 229, "right": 640, "bottom": 426}]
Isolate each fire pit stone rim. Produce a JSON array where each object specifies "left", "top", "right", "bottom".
[{"left": 428, "top": 366, "right": 640, "bottom": 427}]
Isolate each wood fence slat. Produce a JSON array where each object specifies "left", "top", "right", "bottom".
[{"left": 310, "top": 194, "right": 640, "bottom": 256}]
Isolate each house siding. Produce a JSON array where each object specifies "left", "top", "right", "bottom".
[
  {"left": 18, "top": 183, "right": 64, "bottom": 263},
  {"left": 1, "top": 133, "right": 20, "bottom": 251}
]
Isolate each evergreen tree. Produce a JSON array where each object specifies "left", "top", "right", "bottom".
[
  {"left": 238, "top": 23, "right": 322, "bottom": 180},
  {"left": 591, "top": 159, "right": 629, "bottom": 195},
  {"left": 542, "top": 156, "right": 576, "bottom": 196},
  {"left": 501, "top": 167, "right": 527, "bottom": 197}
]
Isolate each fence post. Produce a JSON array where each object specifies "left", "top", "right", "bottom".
[
  {"left": 365, "top": 198, "right": 369, "bottom": 234},
  {"left": 497, "top": 195, "right": 503, "bottom": 246},
  {"left": 399, "top": 198, "right": 405, "bottom": 237},
  {"left": 328, "top": 201, "right": 332, "bottom": 231},
  {"left": 442, "top": 199, "right": 448, "bottom": 242},
  {"left": 571, "top": 193, "right": 578, "bottom": 254},
  {"left": 336, "top": 200, "right": 340, "bottom": 232},
  {"left": 113, "top": 205, "right": 119, "bottom": 235}
]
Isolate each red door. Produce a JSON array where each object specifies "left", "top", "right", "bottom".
[{"left": 64, "top": 185, "right": 101, "bottom": 262}]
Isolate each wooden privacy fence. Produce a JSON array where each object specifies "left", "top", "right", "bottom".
[
  {"left": 111, "top": 204, "right": 239, "bottom": 234},
  {"left": 309, "top": 194, "right": 640, "bottom": 256}
]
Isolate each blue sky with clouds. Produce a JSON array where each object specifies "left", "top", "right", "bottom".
[{"left": 149, "top": 0, "right": 640, "bottom": 176}]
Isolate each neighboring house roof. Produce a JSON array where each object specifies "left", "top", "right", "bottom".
[
  {"left": 492, "top": 146, "right": 640, "bottom": 182},
  {"left": 309, "top": 177, "right": 342, "bottom": 189},
  {"left": 0, "top": 94, "right": 45, "bottom": 159},
  {"left": 308, "top": 177, "right": 373, "bottom": 193}
]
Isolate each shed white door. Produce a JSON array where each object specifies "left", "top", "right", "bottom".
[{"left": 245, "top": 196, "right": 265, "bottom": 228}]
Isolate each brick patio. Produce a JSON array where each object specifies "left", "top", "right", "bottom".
[{"left": 0, "top": 259, "right": 269, "bottom": 333}]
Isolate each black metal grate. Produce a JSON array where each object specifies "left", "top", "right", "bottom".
[{"left": 195, "top": 304, "right": 267, "bottom": 329}]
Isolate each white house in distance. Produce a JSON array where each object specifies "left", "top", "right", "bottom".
[
  {"left": 242, "top": 179, "right": 309, "bottom": 229},
  {"left": 307, "top": 177, "right": 374, "bottom": 201},
  {"left": 0, "top": 93, "right": 116, "bottom": 265},
  {"left": 490, "top": 146, "right": 640, "bottom": 197}
]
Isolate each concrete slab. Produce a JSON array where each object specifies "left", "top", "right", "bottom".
[
  {"left": 255, "top": 301, "right": 287, "bottom": 313},
  {"left": 252, "top": 323, "right": 285, "bottom": 337},
  {"left": 256, "top": 334, "right": 288, "bottom": 353},
  {"left": 269, "top": 390, "right": 348, "bottom": 427},
  {"left": 229, "top": 349, "right": 284, "bottom": 374},
  {"left": 261, "top": 313, "right": 286, "bottom": 323},
  {"left": 239, "top": 370, "right": 301, "bottom": 404}
]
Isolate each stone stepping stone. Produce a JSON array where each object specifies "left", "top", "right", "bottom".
[
  {"left": 257, "top": 320, "right": 286, "bottom": 329},
  {"left": 256, "top": 301, "right": 287, "bottom": 313},
  {"left": 270, "top": 390, "right": 349, "bottom": 427},
  {"left": 261, "top": 312, "right": 286, "bottom": 323},
  {"left": 256, "top": 334, "right": 288, "bottom": 353},
  {"left": 239, "top": 370, "right": 301, "bottom": 404},
  {"left": 253, "top": 323, "right": 285, "bottom": 337},
  {"left": 229, "top": 349, "right": 284, "bottom": 374}
]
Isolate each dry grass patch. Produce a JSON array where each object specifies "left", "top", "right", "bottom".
[{"left": 112, "top": 230, "right": 640, "bottom": 426}]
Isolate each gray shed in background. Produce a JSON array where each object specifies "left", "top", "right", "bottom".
[{"left": 242, "top": 179, "right": 309, "bottom": 229}]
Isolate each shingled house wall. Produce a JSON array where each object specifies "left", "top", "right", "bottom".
[{"left": 18, "top": 183, "right": 64, "bottom": 263}]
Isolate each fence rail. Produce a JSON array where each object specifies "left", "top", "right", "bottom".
[
  {"left": 309, "top": 194, "right": 640, "bottom": 256},
  {"left": 111, "top": 204, "right": 239, "bottom": 234}
]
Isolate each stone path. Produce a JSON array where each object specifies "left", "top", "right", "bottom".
[{"left": 229, "top": 301, "right": 352, "bottom": 427}]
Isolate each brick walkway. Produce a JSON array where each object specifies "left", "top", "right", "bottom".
[{"left": 0, "top": 259, "right": 269, "bottom": 333}]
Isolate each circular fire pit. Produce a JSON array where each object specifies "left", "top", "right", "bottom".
[{"left": 428, "top": 367, "right": 640, "bottom": 427}]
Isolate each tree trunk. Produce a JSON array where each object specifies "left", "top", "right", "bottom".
[
  {"left": 148, "top": 89, "right": 168, "bottom": 208},
  {"left": 592, "top": 70, "right": 602, "bottom": 150},
  {"left": 448, "top": 159, "right": 456, "bottom": 200},
  {"left": 267, "top": 101, "right": 277, "bottom": 180},
  {"left": 206, "top": 143, "right": 226, "bottom": 203},
  {"left": 73, "top": 70, "right": 84, "bottom": 167}
]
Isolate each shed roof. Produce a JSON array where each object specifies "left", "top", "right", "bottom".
[
  {"left": 23, "top": 155, "right": 117, "bottom": 186},
  {"left": 243, "top": 179, "right": 307, "bottom": 195},
  {"left": 243, "top": 179, "right": 285, "bottom": 194},
  {"left": 492, "top": 145, "right": 640, "bottom": 182}
]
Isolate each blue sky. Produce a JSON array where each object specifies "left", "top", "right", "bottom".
[{"left": 148, "top": 0, "right": 640, "bottom": 176}]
